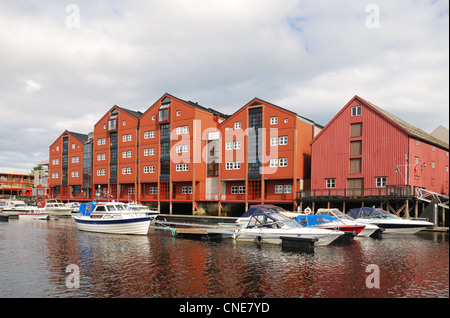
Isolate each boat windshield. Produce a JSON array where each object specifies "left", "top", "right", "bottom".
[
  {"left": 115, "top": 204, "right": 127, "bottom": 211},
  {"left": 106, "top": 205, "right": 117, "bottom": 212},
  {"left": 246, "top": 211, "right": 300, "bottom": 229},
  {"left": 318, "top": 209, "right": 355, "bottom": 221}
]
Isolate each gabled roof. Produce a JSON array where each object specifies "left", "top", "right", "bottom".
[
  {"left": 220, "top": 97, "right": 317, "bottom": 126},
  {"left": 311, "top": 95, "right": 449, "bottom": 150},
  {"left": 164, "top": 93, "right": 229, "bottom": 119},
  {"left": 115, "top": 106, "right": 143, "bottom": 119},
  {"left": 67, "top": 131, "right": 89, "bottom": 143},
  {"left": 359, "top": 97, "right": 449, "bottom": 150},
  {"left": 50, "top": 130, "right": 88, "bottom": 148}
]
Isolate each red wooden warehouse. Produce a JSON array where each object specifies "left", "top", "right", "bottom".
[{"left": 307, "top": 95, "right": 449, "bottom": 213}]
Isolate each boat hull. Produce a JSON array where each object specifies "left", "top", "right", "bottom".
[
  {"left": 19, "top": 213, "right": 49, "bottom": 220},
  {"left": 235, "top": 228, "right": 343, "bottom": 246},
  {"left": 355, "top": 219, "right": 433, "bottom": 234},
  {"left": 73, "top": 216, "right": 152, "bottom": 235},
  {"left": 45, "top": 208, "right": 73, "bottom": 217}
]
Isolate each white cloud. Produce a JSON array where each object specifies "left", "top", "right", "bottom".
[{"left": 0, "top": 0, "right": 448, "bottom": 169}]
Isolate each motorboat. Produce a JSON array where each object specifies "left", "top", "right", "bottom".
[
  {"left": 2, "top": 201, "right": 49, "bottom": 220},
  {"left": 42, "top": 200, "right": 73, "bottom": 217},
  {"left": 127, "top": 202, "right": 160, "bottom": 216},
  {"left": 347, "top": 207, "right": 434, "bottom": 234},
  {"left": 295, "top": 213, "right": 366, "bottom": 237},
  {"left": 18, "top": 208, "right": 49, "bottom": 220},
  {"left": 234, "top": 207, "right": 344, "bottom": 246},
  {"left": 315, "top": 208, "right": 379, "bottom": 237},
  {"left": 73, "top": 201, "right": 154, "bottom": 235},
  {"left": 1, "top": 200, "right": 27, "bottom": 217},
  {"left": 65, "top": 202, "right": 80, "bottom": 213}
]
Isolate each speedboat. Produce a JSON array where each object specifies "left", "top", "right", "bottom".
[
  {"left": 295, "top": 213, "right": 366, "bottom": 237},
  {"left": 127, "top": 202, "right": 159, "bottom": 217},
  {"left": 1, "top": 200, "right": 28, "bottom": 217},
  {"left": 42, "top": 200, "right": 73, "bottom": 217},
  {"left": 315, "top": 208, "right": 379, "bottom": 237},
  {"left": 2, "top": 201, "right": 49, "bottom": 220},
  {"left": 347, "top": 207, "right": 434, "bottom": 234},
  {"left": 73, "top": 201, "right": 154, "bottom": 235},
  {"left": 234, "top": 208, "right": 344, "bottom": 246}
]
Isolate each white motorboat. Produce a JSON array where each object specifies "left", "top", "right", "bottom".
[
  {"left": 65, "top": 202, "right": 80, "bottom": 213},
  {"left": 2, "top": 201, "right": 49, "bottom": 220},
  {"left": 234, "top": 207, "right": 344, "bottom": 246},
  {"left": 42, "top": 200, "right": 73, "bottom": 217},
  {"left": 347, "top": 207, "right": 434, "bottom": 234},
  {"left": 315, "top": 208, "right": 380, "bottom": 237},
  {"left": 18, "top": 208, "right": 49, "bottom": 220},
  {"left": 73, "top": 201, "right": 154, "bottom": 235},
  {"left": 127, "top": 202, "right": 160, "bottom": 216},
  {"left": 1, "top": 200, "right": 30, "bottom": 217}
]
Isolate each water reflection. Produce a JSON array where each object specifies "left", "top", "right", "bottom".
[{"left": 0, "top": 219, "right": 448, "bottom": 298}]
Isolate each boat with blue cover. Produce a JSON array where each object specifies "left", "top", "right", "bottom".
[
  {"left": 295, "top": 211, "right": 366, "bottom": 237},
  {"left": 73, "top": 201, "right": 154, "bottom": 235}
]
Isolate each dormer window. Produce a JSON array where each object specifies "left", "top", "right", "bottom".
[
  {"left": 108, "top": 109, "right": 119, "bottom": 131},
  {"left": 159, "top": 97, "right": 171, "bottom": 123}
]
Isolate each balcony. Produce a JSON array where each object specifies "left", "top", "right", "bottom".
[{"left": 297, "top": 185, "right": 413, "bottom": 200}]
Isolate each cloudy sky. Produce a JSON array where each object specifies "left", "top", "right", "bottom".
[{"left": 0, "top": 0, "right": 448, "bottom": 170}]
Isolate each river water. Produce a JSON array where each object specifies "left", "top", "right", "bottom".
[{"left": 0, "top": 218, "right": 448, "bottom": 299}]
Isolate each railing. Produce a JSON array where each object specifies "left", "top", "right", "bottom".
[{"left": 298, "top": 185, "right": 412, "bottom": 199}]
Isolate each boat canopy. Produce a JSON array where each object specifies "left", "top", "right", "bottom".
[
  {"left": 240, "top": 204, "right": 287, "bottom": 218},
  {"left": 79, "top": 202, "right": 97, "bottom": 216},
  {"left": 295, "top": 214, "right": 338, "bottom": 227},
  {"left": 347, "top": 207, "right": 398, "bottom": 219},
  {"left": 245, "top": 210, "right": 300, "bottom": 229}
]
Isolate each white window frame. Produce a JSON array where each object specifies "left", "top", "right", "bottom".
[
  {"left": 351, "top": 106, "right": 362, "bottom": 116},
  {"left": 326, "top": 179, "right": 336, "bottom": 188},
  {"left": 275, "top": 185, "right": 283, "bottom": 194},
  {"left": 376, "top": 177, "right": 387, "bottom": 188},
  {"left": 279, "top": 158, "right": 288, "bottom": 167},
  {"left": 270, "top": 137, "right": 278, "bottom": 146},
  {"left": 270, "top": 116, "right": 278, "bottom": 125}
]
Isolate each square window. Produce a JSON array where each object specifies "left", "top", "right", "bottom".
[
  {"left": 376, "top": 177, "right": 387, "bottom": 188},
  {"left": 284, "top": 185, "right": 292, "bottom": 193},
  {"left": 326, "top": 179, "right": 336, "bottom": 188},
  {"left": 351, "top": 106, "right": 362, "bottom": 116},
  {"left": 275, "top": 185, "right": 283, "bottom": 193},
  {"left": 270, "top": 117, "right": 278, "bottom": 125}
]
